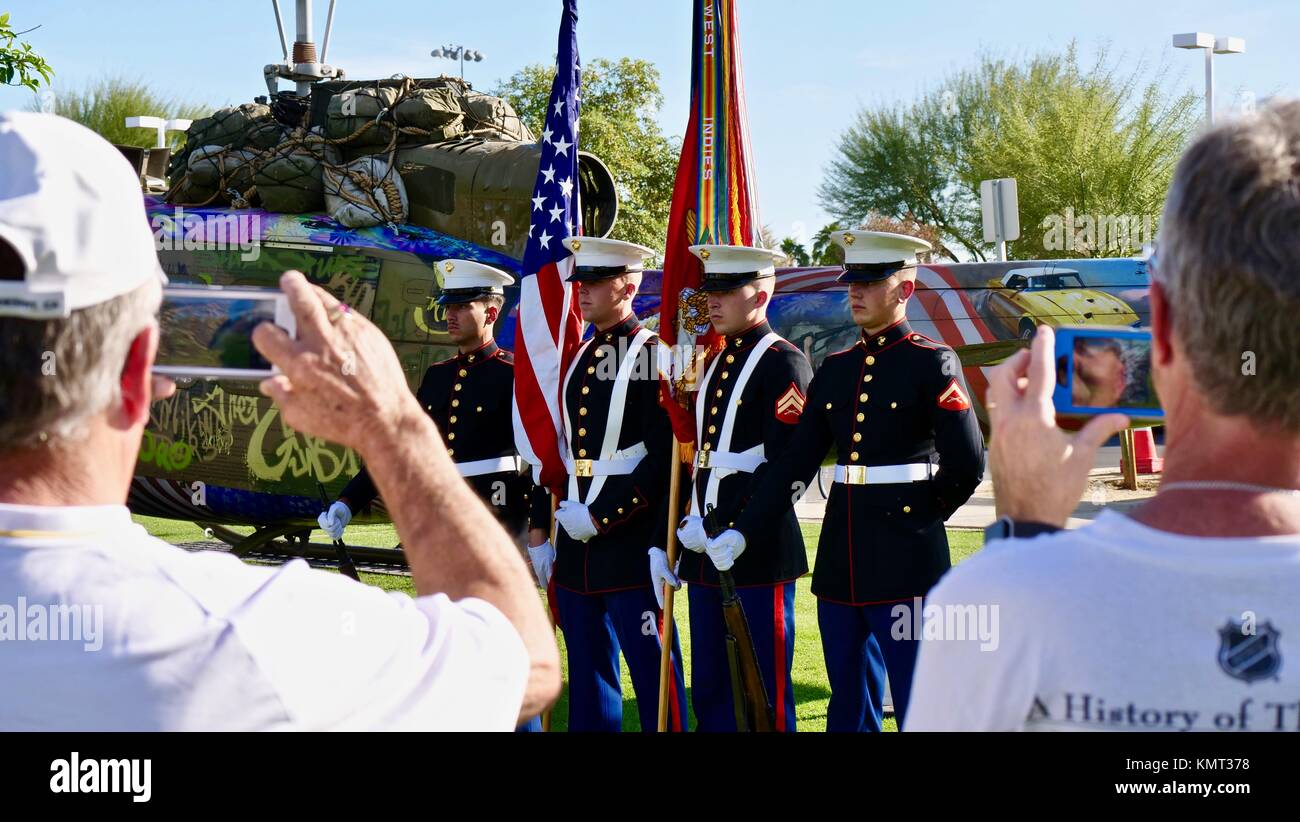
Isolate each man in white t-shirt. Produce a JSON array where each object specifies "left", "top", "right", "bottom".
[
  {"left": 0, "top": 112, "right": 560, "bottom": 730},
  {"left": 907, "top": 101, "right": 1300, "bottom": 731}
]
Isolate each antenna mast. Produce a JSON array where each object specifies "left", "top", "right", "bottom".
[{"left": 264, "top": 0, "right": 345, "bottom": 96}]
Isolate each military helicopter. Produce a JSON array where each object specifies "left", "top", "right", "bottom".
[{"left": 130, "top": 1, "right": 1150, "bottom": 568}]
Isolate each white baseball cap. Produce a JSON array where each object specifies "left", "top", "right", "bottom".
[{"left": 0, "top": 111, "right": 167, "bottom": 319}]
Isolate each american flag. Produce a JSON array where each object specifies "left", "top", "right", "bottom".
[{"left": 512, "top": 0, "right": 584, "bottom": 492}]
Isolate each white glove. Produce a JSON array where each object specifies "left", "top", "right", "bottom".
[
  {"left": 705, "top": 529, "right": 747, "bottom": 572},
  {"left": 317, "top": 501, "right": 352, "bottom": 541},
  {"left": 555, "top": 500, "right": 599, "bottom": 542},
  {"left": 528, "top": 540, "right": 555, "bottom": 588},
  {"left": 648, "top": 547, "right": 681, "bottom": 610},
  {"left": 676, "top": 515, "right": 708, "bottom": 553}
]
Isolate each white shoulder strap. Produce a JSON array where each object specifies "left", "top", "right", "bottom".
[{"left": 692, "top": 332, "right": 781, "bottom": 515}]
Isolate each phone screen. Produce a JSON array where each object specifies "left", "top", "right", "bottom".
[
  {"left": 1053, "top": 327, "right": 1160, "bottom": 419},
  {"left": 156, "top": 291, "right": 278, "bottom": 373}
]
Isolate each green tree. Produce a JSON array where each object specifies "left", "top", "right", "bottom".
[
  {"left": 495, "top": 57, "right": 677, "bottom": 255},
  {"left": 27, "top": 76, "right": 210, "bottom": 149},
  {"left": 0, "top": 13, "right": 52, "bottom": 91},
  {"left": 779, "top": 236, "right": 810, "bottom": 267},
  {"left": 820, "top": 43, "right": 1200, "bottom": 260},
  {"left": 811, "top": 221, "right": 844, "bottom": 265}
]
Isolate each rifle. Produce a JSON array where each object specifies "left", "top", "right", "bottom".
[
  {"left": 317, "top": 481, "right": 361, "bottom": 582},
  {"left": 706, "top": 505, "right": 774, "bottom": 732}
]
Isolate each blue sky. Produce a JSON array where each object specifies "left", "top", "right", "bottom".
[{"left": 3, "top": 0, "right": 1294, "bottom": 247}]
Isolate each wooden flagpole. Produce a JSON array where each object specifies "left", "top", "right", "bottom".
[
  {"left": 656, "top": 441, "right": 685, "bottom": 731},
  {"left": 542, "top": 495, "right": 559, "bottom": 732}
]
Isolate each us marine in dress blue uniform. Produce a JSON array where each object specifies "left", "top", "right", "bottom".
[
  {"left": 711, "top": 230, "right": 985, "bottom": 731},
  {"left": 526, "top": 237, "right": 688, "bottom": 732},
  {"left": 321, "top": 260, "right": 534, "bottom": 540},
  {"left": 650, "top": 244, "right": 812, "bottom": 732}
]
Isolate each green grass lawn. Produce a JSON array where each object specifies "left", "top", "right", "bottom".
[{"left": 135, "top": 514, "right": 984, "bottom": 732}]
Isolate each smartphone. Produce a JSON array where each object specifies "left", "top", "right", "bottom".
[
  {"left": 1052, "top": 325, "right": 1163, "bottom": 422},
  {"left": 154, "top": 286, "right": 295, "bottom": 380}
]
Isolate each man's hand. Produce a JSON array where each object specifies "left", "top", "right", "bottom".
[
  {"left": 251, "top": 270, "right": 425, "bottom": 456},
  {"left": 986, "top": 325, "right": 1130, "bottom": 527},
  {"left": 318, "top": 501, "right": 352, "bottom": 541},
  {"left": 648, "top": 547, "right": 681, "bottom": 610},
  {"left": 555, "top": 500, "right": 598, "bottom": 542},
  {"left": 527, "top": 541, "right": 555, "bottom": 588},
  {"left": 676, "top": 515, "right": 708, "bottom": 553},
  {"left": 705, "top": 529, "right": 746, "bottom": 572}
]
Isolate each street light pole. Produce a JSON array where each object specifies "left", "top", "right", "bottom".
[
  {"left": 1173, "top": 32, "right": 1246, "bottom": 126},
  {"left": 431, "top": 43, "right": 485, "bottom": 80}
]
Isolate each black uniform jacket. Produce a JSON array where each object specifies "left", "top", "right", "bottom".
[
  {"left": 735, "top": 318, "right": 985, "bottom": 604},
  {"left": 662, "top": 320, "right": 813, "bottom": 588},
  {"left": 341, "top": 339, "right": 533, "bottom": 535},
  {"left": 535, "top": 314, "right": 675, "bottom": 594}
]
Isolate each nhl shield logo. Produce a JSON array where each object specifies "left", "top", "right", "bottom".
[{"left": 1216, "top": 619, "right": 1282, "bottom": 683}]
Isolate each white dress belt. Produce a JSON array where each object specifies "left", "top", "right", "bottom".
[
  {"left": 833, "top": 462, "right": 935, "bottom": 485},
  {"left": 456, "top": 455, "right": 522, "bottom": 478},
  {"left": 564, "top": 442, "right": 648, "bottom": 478},
  {"left": 694, "top": 443, "right": 766, "bottom": 476}
]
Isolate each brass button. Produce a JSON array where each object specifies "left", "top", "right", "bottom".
[
  {"left": 447, "top": 448, "right": 454, "bottom": 457},
  {"left": 452, "top": 399, "right": 459, "bottom": 407},
  {"left": 715, "top": 389, "right": 723, "bottom": 398},
  {"left": 578, "top": 449, "right": 587, "bottom": 457},
  {"left": 912, "top": 335, "right": 921, "bottom": 341},
  {"left": 825, "top": 403, "right": 833, "bottom": 410},
  {"left": 721, "top": 371, "right": 730, "bottom": 380},
  {"left": 864, "top": 374, "right": 873, "bottom": 382},
  {"left": 449, "top": 415, "right": 457, "bottom": 423},
  {"left": 476, "top": 406, "right": 483, "bottom": 412},
  {"left": 856, "top": 412, "right": 865, "bottom": 422},
  {"left": 602, "top": 518, "right": 609, "bottom": 524},
  {"left": 853, "top": 433, "right": 862, "bottom": 442},
  {"left": 426, "top": 404, "right": 434, "bottom": 411},
  {"left": 735, "top": 399, "right": 742, "bottom": 406},
  {"left": 726, "top": 354, "right": 735, "bottom": 364},
  {"left": 579, "top": 407, "right": 588, "bottom": 416},
  {"left": 711, "top": 406, "right": 718, "bottom": 415},
  {"left": 729, "top": 521, "right": 734, "bottom": 527},
  {"left": 866, "top": 356, "right": 876, "bottom": 365},
  {"left": 891, "top": 402, "right": 897, "bottom": 409},
  {"left": 578, "top": 427, "right": 587, "bottom": 437},
  {"left": 708, "top": 425, "right": 716, "bottom": 434},
  {"left": 454, "top": 383, "right": 462, "bottom": 391},
  {"left": 448, "top": 433, "right": 455, "bottom": 441},
  {"left": 903, "top": 505, "right": 912, "bottom": 513},
  {"left": 632, "top": 497, "right": 639, "bottom": 504},
  {"left": 617, "top": 508, "right": 624, "bottom": 515},
  {"left": 594, "top": 348, "right": 605, "bottom": 358},
  {"left": 459, "top": 369, "right": 467, "bottom": 377},
  {"left": 703, "top": 443, "right": 712, "bottom": 451},
  {"left": 587, "top": 366, "right": 595, "bottom": 375},
  {"left": 850, "top": 451, "right": 859, "bottom": 461},
  {"left": 582, "top": 386, "right": 590, "bottom": 395},
  {"left": 859, "top": 393, "right": 868, "bottom": 402}
]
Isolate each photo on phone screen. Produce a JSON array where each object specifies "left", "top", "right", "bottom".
[
  {"left": 1052, "top": 326, "right": 1162, "bottom": 420},
  {"left": 154, "top": 287, "right": 293, "bottom": 380}
]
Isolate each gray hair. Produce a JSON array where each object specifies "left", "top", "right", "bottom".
[
  {"left": 0, "top": 253, "right": 160, "bottom": 450},
  {"left": 1157, "top": 100, "right": 1300, "bottom": 434}
]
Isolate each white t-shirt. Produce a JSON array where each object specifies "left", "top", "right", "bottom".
[
  {"left": 907, "top": 509, "right": 1300, "bottom": 732},
  {"left": 0, "top": 502, "right": 529, "bottom": 731}
]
